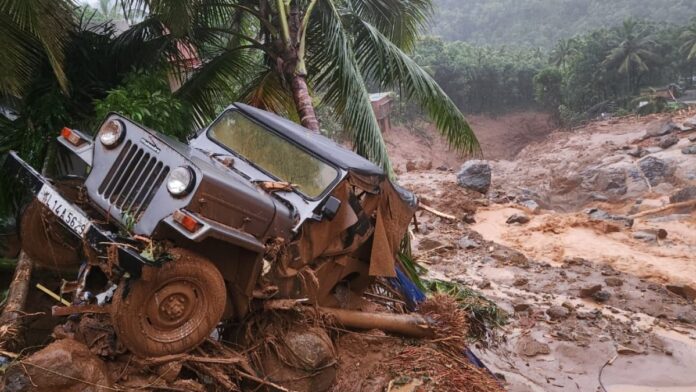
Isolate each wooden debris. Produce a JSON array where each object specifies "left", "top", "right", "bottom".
[
  {"left": 0, "top": 251, "right": 34, "bottom": 352},
  {"left": 418, "top": 204, "right": 456, "bottom": 221},
  {"left": 36, "top": 283, "right": 71, "bottom": 306},
  {"left": 630, "top": 200, "right": 696, "bottom": 219}
]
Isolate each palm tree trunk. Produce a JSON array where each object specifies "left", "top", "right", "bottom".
[{"left": 291, "top": 73, "right": 320, "bottom": 132}]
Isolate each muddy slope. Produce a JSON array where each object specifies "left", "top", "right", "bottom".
[{"left": 398, "top": 109, "right": 696, "bottom": 391}]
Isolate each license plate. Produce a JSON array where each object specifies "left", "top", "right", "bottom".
[{"left": 37, "top": 184, "right": 90, "bottom": 236}]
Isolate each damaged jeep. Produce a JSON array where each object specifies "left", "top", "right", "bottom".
[{"left": 6, "top": 103, "right": 418, "bottom": 357}]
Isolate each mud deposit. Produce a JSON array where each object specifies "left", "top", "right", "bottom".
[{"left": 398, "top": 109, "right": 696, "bottom": 391}]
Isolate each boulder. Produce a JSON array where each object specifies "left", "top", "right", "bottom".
[
  {"left": 593, "top": 290, "right": 611, "bottom": 302},
  {"left": 513, "top": 303, "right": 532, "bottom": 312},
  {"left": 418, "top": 238, "right": 444, "bottom": 251},
  {"left": 689, "top": 135, "right": 696, "bottom": 142},
  {"left": 627, "top": 146, "right": 649, "bottom": 158},
  {"left": 633, "top": 231, "right": 657, "bottom": 242},
  {"left": 516, "top": 335, "right": 550, "bottom": 357},
  {"left": 666, "top": 285, "right": 696, "bottom": 302},
  {"left": 3, "top": 339, "right": 111, "bottom": 392},
  {"left": 670, "top": 186, "right": 696, "bottom": 203},
  {"left": 456, "top": 160, "right": 491, "bottom": 194},
  {"left": 684, "top": 115, "right": 696, "bottom": 129},
  {"left": 579, "top": 284, "right": 602, "bottom": 298},
  {"left": 638, "top": 156, "right": 673, "bottom": 186},
  {"left": 587, "top": 208, "right": 634, "bottom": 228},
  {"left": 506, "top": 213, "right": 530, "bottom": 225},
  {"left": 513, "top": 277, "right": 529, "bottom": 287},
  {"left": 546, "top": 305, "right": 570, "bottom": 320},
  {"left": 457, "top": 236, "right": 480, "bottom": 249},
  {"left": 658, "top": 134, "right": 679, "bottom": 149},
  {"left": 643, "top": 119, "right": 678, "bottom": 139},
  {"left": 605, "top": 277, "right": 624, "bottom": 287},
  {"left": 518, "top": 199, "right": 541, "bottom": 213},
  {"left": 682, "top": 145, "right": 696, "bottom": 155}
]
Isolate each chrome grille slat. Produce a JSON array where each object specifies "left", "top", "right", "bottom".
[
  {"left": 129, "top": 161, "right": 163, "bottom": 215},
  {"left": 97, "top": 142, "right": 169, "bottom": 220},
  {"left": 99, "top": 141, "right": 133, "bottom": 196},
  {"left": 123, "top": 159, "right": 158, "bottom": 213},
  {"left": 120, "top": 155, "right": 154, "bottom": 211},
  {"left": 133, "top": 165, "right": 169, "bottom": 218},
  {"left": 111, "top": 150, "right": 146, "bottom": 208}
]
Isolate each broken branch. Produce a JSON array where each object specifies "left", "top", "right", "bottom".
[
  {"left": 418, "top": 204, "right": 456, "bottom": 221},
  {"left": 0, "top": 251, "right": 34, "bottom": 352},
  {"left": 630, "top": 200, "right": 696, "bottom": 219}
]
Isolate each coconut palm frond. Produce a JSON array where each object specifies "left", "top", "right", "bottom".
[
  {"left": 680, "top": 24, "right": 696, "bottom": 60},
  {"left": 240, "top": 69, "right": 297, "bottom": 119},
  {"left": 311, "top": 1, "right": 392, "bottom": 172},
  {"left": 349, "top": 0, "right": 432, "bottom": 51},
  {"left": 0, "top": 0, "right": 75, "bottom": 96},
  {"left": 176, "top": 46, "right": 259, "bottom": 127},
  {"left": 350, "top": 17, "right": 480, "bottom": 155}
]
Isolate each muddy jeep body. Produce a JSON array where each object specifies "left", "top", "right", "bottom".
[{"left": 7, "top": 103, "right": 417, "bottom": 356}]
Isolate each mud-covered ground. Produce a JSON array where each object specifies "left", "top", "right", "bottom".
[{"left": 395, "top": 109, "right": 696, "bottom": 391}]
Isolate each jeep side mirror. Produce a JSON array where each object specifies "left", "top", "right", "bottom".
[{"left": 321, "top": 196, "right": 341, "bottom": 221}]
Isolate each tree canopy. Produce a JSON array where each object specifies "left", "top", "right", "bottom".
[{"left": 429, "top": 0, "right": 696, "bottom": 48}]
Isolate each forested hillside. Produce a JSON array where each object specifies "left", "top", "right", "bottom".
[{"left": 431, "top": 0, "right": 696, "bottom": 47}]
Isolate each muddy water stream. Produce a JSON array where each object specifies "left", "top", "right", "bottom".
[{"left": 471, "top": 205, "right": 696, "bottom": 286}]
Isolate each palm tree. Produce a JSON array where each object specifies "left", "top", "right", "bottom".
[
  {"left": 549, "top": 38, "right": 577, "bottom": 70},
  {"left": 120, "top": 0, "right": 478, "bottom": 172},
  {"left": 681, "top": 22, "right": 696, "bottom": 61},
  {"left": 603, "top": 19, "right": 659, "bottom": 95},
  {"left": 0, "top": 0, "right": 75, "bottom": 98}
]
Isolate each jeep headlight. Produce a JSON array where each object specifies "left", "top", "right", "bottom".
[
  {"left": 166, "top": 166, "right": 195, "bottom": 197},
  {"left": 99, "top": 119, "right": 125, "bottom": 148}
]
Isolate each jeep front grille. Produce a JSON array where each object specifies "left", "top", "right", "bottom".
[{"left": 97, "top": 141, "right": 170, "bottom": 218}]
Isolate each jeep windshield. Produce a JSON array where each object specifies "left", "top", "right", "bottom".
[{"left": 208, "top": 110, "right": 339, "bottom": 199}]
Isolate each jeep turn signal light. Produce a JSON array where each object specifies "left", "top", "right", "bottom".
[
  {"left": 173, "top": 210, "right": 200, "bottom": 233},
  {"left": 61, "top": 127, "right": 83, "bottom": 146}
]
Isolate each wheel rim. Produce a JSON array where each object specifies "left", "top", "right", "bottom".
[{"left": 140, "top": 278, "right": 209, "bottom": 343}]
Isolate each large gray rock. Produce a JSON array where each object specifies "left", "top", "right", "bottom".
[
  {"left": 587, "top": 208, "right": 634, "bottom": 228},
  {"left": 670, "top": 186, "right": 696, "bottom": 203},
  {"left": 456, "top": 160, "right": 491, "bottom": 194},
  {"left": 658, "top": 134, "right": 679, "bottom": 149},
  {"left": 684, "top": 116, "right": 696, "bottom": 130},
  {"left": 638, "top": 156, "right": 673, "bottom": 186},
  {"left": 682, "top": 145, "right": 696, "bottom": 155},
  {"left": 643, "top": 118, "right": 679, "bottom": 139}
]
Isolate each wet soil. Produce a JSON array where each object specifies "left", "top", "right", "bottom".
[{"left": 397, "top": 109, "right": 696, "bottom": 391}]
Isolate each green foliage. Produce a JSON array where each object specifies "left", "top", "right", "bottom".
[
  {"left": 425, "top": 279, "right": 508, "bottom": 342},
  {"left": 412, "top": 36, "right": 546, "bottom": 114},
  {"left": 0, "top": 0, "right": 75, "bottom": 96},
  {"left": 533, "top": 67, "right": 563, "bottom": 117},
  {"left": 118, "top": 0, "right": 479, "bottom": 173},
  {"left": 94, "top": 71, "right": 192, "bottom": 140},
  {"left": 680, "top": 20, "right": 696, "bottom": 61},
  {"left": 430, "top": 0, "right": 696, "bottom": 48}
]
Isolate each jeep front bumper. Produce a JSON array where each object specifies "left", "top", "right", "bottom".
[{"left": 4, "top": 151, "right": 153, "bottom": 277}]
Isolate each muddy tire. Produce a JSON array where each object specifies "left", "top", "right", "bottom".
[
  {"left": 111, "top": 248, "right": 226, "bottom": 357},
  {"left": 20, "top": 199, "right": 81, "bottom": 270}
]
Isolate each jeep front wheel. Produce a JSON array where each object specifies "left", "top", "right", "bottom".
[{"left": 111, "top": 248, "right": 226, "bottom": 357}]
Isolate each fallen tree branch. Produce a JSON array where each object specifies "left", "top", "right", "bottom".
[
  {"left": 0, "top": 251, "right": 34, "bottom": 352},
  {"left": 630, "top": 200, "right": 696, "bottom": 219},
  {"left": 418, "top": 204, "right": 456, "bottom": 221}
]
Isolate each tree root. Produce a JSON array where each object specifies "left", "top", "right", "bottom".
[{"left": 0, "top": 251, "right": 34, "bottom": 353}]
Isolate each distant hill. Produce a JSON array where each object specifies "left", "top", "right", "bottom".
[{"left": 430, "top": 0, "right": 696, "bottom": 47}]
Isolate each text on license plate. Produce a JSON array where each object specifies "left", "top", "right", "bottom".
[{"left": 38, "top": 184, "right": 90, "bottom": 236}]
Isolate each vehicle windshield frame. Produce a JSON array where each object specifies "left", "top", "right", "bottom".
[{"left": 206, "top": 109, "right": 341, "bottom": 201}]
